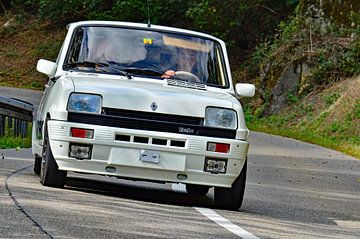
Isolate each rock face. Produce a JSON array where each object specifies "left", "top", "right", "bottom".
[
  {"left": 259, "top": 0, "right": 359, "bottom": 115},
  {"left": 264, "top": 62, "right": 312, "bottom": 115},
  {"left": 270, "top": 64, "right": 300, "bottom": 114}
]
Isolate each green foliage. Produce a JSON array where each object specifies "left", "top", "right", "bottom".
[
  {"left": 0, "top": 23, "right": 18, "bottom": 37},
  {"left": 37, "top": 0, "right": 105, "bottom": 24},
  {"left": 287, "top": 90, "right": 299, "bottom": 103},
  {"left": 0, "top": 122, "right": 32, "bottom": 149},
  {"left": 323, "top": 92, "right": 340, "bottom": 106},
  {"left": 329, "top": 120, "right": 342, "bottom": 133},
  {"left": 7, "top": 0, "right": 298, "bottom": 60},
  {"left": 278, "top": 15, "right": 302, "bottom": 41},
  {"left": 245, "top": 101, "right": 360, "bottom": 158},
  {"left": 11, "top": 0, "right": 39, "bottom": 14},
  {"left": 35, "top": 0, "right": 192, "bottom": 26},
  {"left": 0, "top": 136, "right": 31, "bottom": 149},
  {"left": 30, "top": 81, "right": 42, "bottom": 89},
  {"left": 312, "top": 33, "right": 360, "bottom": 84},
  {"left": 4, "top": 50, "right": 19, "bottom": 58},
  {"left": 111, "top": 0, "right": 155, "bottom": 23},
  {"left": 300, "top": 102, "right": 313, "bottom": 114},
  {"left": 243, "top": 105, "right": 253, "bottom": 124},
  {"left": 239, "top": 2, "right": 360, "bottom": 105},
  {"left": 187, "top": 0, "right": 299, "bottom": 48},
  {"left": 354, "top": 101, "right": 360, "bottom": 119},
  {"left": 33, "top": 41, "right": 62, "bottom": 60}
]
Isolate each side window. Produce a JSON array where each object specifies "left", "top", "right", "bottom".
[{"left": 67, "top": 27, "right": 84, "bottom": 63}]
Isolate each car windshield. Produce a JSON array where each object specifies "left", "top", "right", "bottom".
[{"left": 64, "top": 26, "right": 228, "bottom": 88}]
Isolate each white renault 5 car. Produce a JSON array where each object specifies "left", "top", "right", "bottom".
[{"left": 33, "top": 21, "right": 255, "bottom": 210}]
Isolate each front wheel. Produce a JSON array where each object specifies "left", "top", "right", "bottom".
[
  {"left": 214, "top": 160, "right": 247, "bottom": 210},
  {"left": 40, "top": 125, "right": 66, "bottom": 187}
]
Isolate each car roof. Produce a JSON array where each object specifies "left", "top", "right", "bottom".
[{"left": 67, "top": 21, "right": 223, "bottom": 43}]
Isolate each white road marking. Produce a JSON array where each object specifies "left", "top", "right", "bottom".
[
  {"left": 334, "top": 219, "right": 360, "bottom": 229},
  {"left": 194, "top": 207, "right": 260, "bottom": 239},
  {"left": 171, "top": 184, "right": 259, "bottom": 238}
]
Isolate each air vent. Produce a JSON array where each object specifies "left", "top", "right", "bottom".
[
  {"left": 167, "top": 79, "right": 206, "bottom": 91},
  {"left": 134, "top": 136, "right": 149, "bottom": 144},
  {"left": 170, "top": 140, "right": 186, "bottom": 147},
  {"left": 152, "top": 138, "right": 167, "bottom": 145},
  {"left": 115, "top": 134, "right": 131, "bottom": 142}
]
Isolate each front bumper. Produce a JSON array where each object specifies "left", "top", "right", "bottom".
[{"left": 48, "top": 120, "right": 249, "bottom": 188}]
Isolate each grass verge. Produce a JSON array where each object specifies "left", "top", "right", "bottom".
[
  {"left": 0, "top": 136, "right": 31, "bottom": 149},
  {"left": 245, "top": 77, "right": 360, "bottom": 159},
  {"left": 247, "top": 113, "right": 360, "bottom": 160},
  {"left": 249, "top": 123, "right": 360, "bottom": 159},
  {"left": 0, "top": 121, "right": 32, "bottom": 149}
]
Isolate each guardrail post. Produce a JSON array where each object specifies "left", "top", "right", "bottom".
[
  {"left": 8, "top": 117, "right": 12, "bottom": 129},
  {"left": 21, "top": 121, "right": 27, "bottom": 138},
  {"left": 0, "top": 115, "right": 5, "bottom": 137},
  {"left": 14, "top": 119, "right": 18, "bottom": 137}
]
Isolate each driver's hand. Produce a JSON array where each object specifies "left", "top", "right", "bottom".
[{"left": 161, "top": 70, "right": 176, "bottom": 78}]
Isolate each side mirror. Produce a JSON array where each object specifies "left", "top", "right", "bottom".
[
  {"left": 235, "top": 83, "right": 255, "bottom": 98},
  {"left": 37, "top": 59, "right": 57, "bottom": 78}
]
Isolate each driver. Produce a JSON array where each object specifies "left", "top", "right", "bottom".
[{"left": 161, "top": 48, "right": 198, "bottom": 80}]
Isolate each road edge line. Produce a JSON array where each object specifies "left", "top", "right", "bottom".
[{"left": 193, "top": 207, "right": 260, "bottom": 239}]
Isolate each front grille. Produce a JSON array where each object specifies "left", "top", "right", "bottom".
[
  {"left": 103, "top": 108, "right": 202, "bottom": 125},
  {"left": 67, "top": 111, "right": 236, "bottom": 139}
]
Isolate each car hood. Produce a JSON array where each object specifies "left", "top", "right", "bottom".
[{"left": 70, "top": 75, "right": 236, "bottom": 117}]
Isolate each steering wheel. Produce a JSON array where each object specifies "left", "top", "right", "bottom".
[{"left": 174, "top": 71, "right": 201, "bottom": 83}]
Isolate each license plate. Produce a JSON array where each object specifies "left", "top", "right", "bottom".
[{"left": 139, "top": 150, "right": 160, "bottom": 164}]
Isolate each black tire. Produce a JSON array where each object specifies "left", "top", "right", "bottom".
[
  {"left": 40, "top": 124, "right": 66, "bottom": 187},
  {"left": 214, "top": 160, "right": 247, "bottom": 210},
  {"left": 33, "top": 156, "right": 41, "bottom": 175},
  {"left": 186, "top": 184, "right": 210, "bottom": 196}
]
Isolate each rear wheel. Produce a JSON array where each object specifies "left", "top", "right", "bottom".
[
  {"left": 214, "top": 160, "right": 247, "bottom": 210},
  {"left": 186, "top": 184, "right": 210, "bottom": 196},
  {"left": 40, "top": 124, "right": 66, "bottom": 187},
  {"left": 33, "top": 156, "right": 41, "bottom": 175}
]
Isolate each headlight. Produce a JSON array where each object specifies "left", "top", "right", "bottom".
[
  {"left": 204, "top": 107, "right": 237, "bottom": 130},
  {"left": 67, "top": 93, "right": 102, "bottom": 114}
]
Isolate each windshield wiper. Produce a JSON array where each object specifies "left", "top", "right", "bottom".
[
  {"left": 66, "top": 61, "right": 109, "bottom": 68},
  {"left": 121, "top": 67, "right": 164, "bottom": 77},
  {"left": 66, "top": 61, "right": 132, "bottom": 79}
]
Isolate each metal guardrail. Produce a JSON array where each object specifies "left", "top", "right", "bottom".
[{"left": 0, "top": 96, "right": 34, "bottom": 138}]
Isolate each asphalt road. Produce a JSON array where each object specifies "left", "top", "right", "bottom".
[{"left": 0, "top": 87, "right": 359, "bottom": 238}]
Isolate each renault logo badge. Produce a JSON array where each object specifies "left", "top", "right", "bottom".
[{"left": 150, "top": 102, "right": 158, "bottom": 111}]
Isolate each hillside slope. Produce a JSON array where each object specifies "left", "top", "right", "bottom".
[
  {"left": 247, "top": 75, "right": 360, "bottom": 158},
  {"left": 238, "top": 0, "right": 359, "bottom": 158},
  {"left": 0, "top": 16, "right": 65, "bottom": 89}
]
